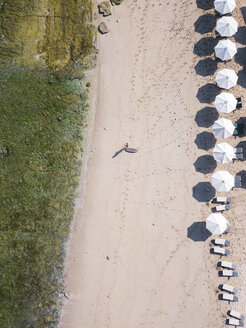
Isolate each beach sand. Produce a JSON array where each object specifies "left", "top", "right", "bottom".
[{"left": 59, "top": 1, "right": 246, "bottom": 327}]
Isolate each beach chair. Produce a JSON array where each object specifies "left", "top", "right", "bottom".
[
  {"left": 233, "top": 123, "right": 245, "bottom": 136},
  {"left": 235, "top": 148, "right": 243, "bottom": 154},
  {"left": 212, "top": 197, "right": 232, "bottom": 204},
  {"left": 221, "top": 284, "right": 238, "bottom": 294},
  {"left": 219, "top": 270, "right": 238, "bottom": 277},
  {"left": 235, "top": 153, "right": 244, "bottom": 160},
  {"left": 214, "top": 239, "right": 230, "bottom": 247},
  {"left": 223, "top": 227, "right": 231, "bottom": 234},
  {"left": 215, "top": 204, "right": 231, "bottom": 212},
  {"left": 212, "top": 247, "right": 230, "bottom": 256},
  {"left": 218, "top": 261, "right": 237, "bottom": 270},
  {"left": 226, "top": 318, "right": 244, "bottom": 326},
  {"left": 236, "top": 97, "right": 242, "bottom": 103},
  {"left": 228, "top": 310, "right": 245, "bottom": 321},
  {"left": 220, "top": 293, "right": 238, "bottom": 302},
  {"left": 236, "top": 103, "right": 243, "bottom": 109},
  {"left": 235, "top": 176, "right": 242, "bottom": 188}
]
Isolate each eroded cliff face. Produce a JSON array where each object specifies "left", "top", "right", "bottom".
[{"left": 0, "top": 0, "right": 95, "bottom": 70}]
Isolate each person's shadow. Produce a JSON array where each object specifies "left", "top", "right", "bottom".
[{"left": 112, "top": 147, "right": 125, "bottom": 158}]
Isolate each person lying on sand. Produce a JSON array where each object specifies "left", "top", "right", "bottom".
[{"left": 124, "top": 143, "right": 138, "bottom": 153}]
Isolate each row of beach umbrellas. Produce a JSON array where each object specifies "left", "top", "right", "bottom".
[{"left": 205, "top": 0, "right": 237, "bottom": 235}]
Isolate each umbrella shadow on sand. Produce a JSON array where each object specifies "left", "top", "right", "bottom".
[
  {"left": 196, "top": 83, "right": 220, "bottom": 104},
  {"left": 194, "top": 14, "right": 217, "bottom": 35},
  {"left": 187, "top": 222, "right": 212, "bottom": 242},
  {"left": 195, "top": 132, "right": 217, "bottom": 151},
  {"left": 237, "top": 70, "right": 246, "bottom": 88},
  {"left": 195, "top": 58, "right": 218, "bottom": 77},
  {"left": 234, "top": 48, "right": 246, "bottom": 67},
  {"left": 196, "top": 0, "right": 214, "bottom": 10},
  {"left": 193, "top": 182, "right": 216, "bottom": 202},
  {"left": 194, "top": 37, "right": 218, "bottom": 57},
  {"left": 193, "top": 155, "right": 217, "bottom": 174},
  {"left": 195, "top": 107, "right": 218, "bottom": 128},
  {"left": 235, "top": 26, "right": 246, "bottom": 45}
]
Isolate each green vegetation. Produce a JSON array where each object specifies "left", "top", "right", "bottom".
[{"left": 0, "top": 0, "right": 96, "bottom": 327}]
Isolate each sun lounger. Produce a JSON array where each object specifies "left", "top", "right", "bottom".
[
  {"left": 235, "top": 148, "right": 243, "bottom": 154},
  {"left": 218, "top": 261, "right": 237, "bottom": 270},
  {"left": 215, "top": 204, "right": 231, "bottom": 212},
  {"left": 234, "top": 123, "right": 245, "bottom": 136},
  {"left": 213, "top": 197, "right": 232, "bottom": 204},
  {"left": 235, "top": 176, "right": 242, "bottom": 188},
  {"left": 226, "top": 318, "right": 244, "bottom": 326},
  {"left": 223, "top": 227, "right": 231, "bottom": 234},
  {"left": 220, "top": 293, "right": 238, "bottom": 302},
  {"left": 221, "top": 284, "right": 238, "bottom": 294},
  {"left": 214, "top": 239, "right": 230, "bottom": 247},
  {"left": 236, "top": 97, "right": 242, "bottom": 103},
  {"left": 228, "top": 310, "right": 245, "bottom": 321},
  {"left": 236, "top": 103, "right": 243, "bottom": 109},
  {"left": 219, "top": 270, "right": 238, "bottom": 277},
  {"left": 212, "top": 247, "right": 230, "bottom": 256},
  {"left": 235, "top": 153, "right": 244, "bottom": 160}
]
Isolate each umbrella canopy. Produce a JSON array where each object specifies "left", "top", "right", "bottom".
[
  {"left": 214, "top": 92, "right": 237, "bottom": 113},
  {"left": 206, "top": 213, "right": 229, "bottom": 235},
  {"left": 213, "top": 142, "right": 235, "bottom": 163},
  {"left": 214, "top": 0, "right": 236, "bottom": 15},
  {"left": 216, "top": 16, "right": 238, "bottom": 37},
  {"left": 212, "top": 118, "right": 235, "bottom": 139},
  {"left": 212, "top": 170, "right": 234, "bottom": 192},
  {"left": 215, "top": 69, "right": 238, "bottom": 89},
  {"left": 214, "top": 40, "right": 237, "bottom": 61}
]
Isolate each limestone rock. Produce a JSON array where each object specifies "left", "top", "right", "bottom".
[
  {"left": 111, "top": 0, "right": 123, "bottom": 5},
  {"left": 98, "top": 22, "right": 109, "bottom": 34},
  {"left": 98, "top": 1, "right": 111, "bottom": 16}
]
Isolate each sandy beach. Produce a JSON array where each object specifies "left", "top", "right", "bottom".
[{"left": 59, "top": 1, "right": 246, "bottom": 327}]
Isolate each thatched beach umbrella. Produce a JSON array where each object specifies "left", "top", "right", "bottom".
[
  {"left": 212, "top": 170, "right": 234, "bottom": 192},
  {"left": 213, "top": 142, "right": 235, "bottom": 163},
  {"left": 206, "top": 213, "right": 229, "bottom": 235},
  {"left": 214, "top": 92, "right": 237, "bottom": 113},
  {"left": 216, "top": 16, "right": 238, "bottom": 37},
  {"left": 214, "top": 40, "right": 237, "bottom": 61},
  {"left": 215, "top": 69, "right": 238, "bottom": 90},
  {"left": 214, "top": 0, "right": 236, "bottom": 15},
  {"left": 212, "top": 118, "right": 235, "bottom": 139}
]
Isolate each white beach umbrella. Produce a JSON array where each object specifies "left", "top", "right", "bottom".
[
  {"left": 215, "top": 69, "right": 238, "bottom": 89},
  {"left": 206, "top": 213, "right": 229, "bottom": 235},
  {"left": 216, "top": 16, "right": 238, "bottom": 37},
  {"left": 214, "top": 0, "right": 236, "bottom": 15},
  {"left": 214, "top": 92, "right": 237, "bottom": 113},
  {"left": 212, "top": 118, "right": 235, "bottom": 139},
  {"left": 213, "top": 142, "right": 235, "bottom": 163},
  {"left": 212, "top": 170, "right": 234, "bottom": 192},
  {"left": 214, "top": 40, "right": 237, "bottom": 61}
]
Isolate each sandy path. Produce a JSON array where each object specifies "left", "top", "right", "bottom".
[{"left": 58, "top": 1, "right": 246, "bottom": 327}]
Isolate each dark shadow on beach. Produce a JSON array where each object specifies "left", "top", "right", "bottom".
[
  {"left": 197, "top": 83, "right": 220, "bottom": 103},
  {"left": 196, "top": 0, "right": 214, "bottom": 10},
  {"left": 195, "top": 107, "right": 218, "bottom": 128},
  {"left": 194, "top": 37, "right": 218, "bottom": 57},
  {"left": 194, "top": 14, "right": 216, "bottom": 34},
  {"left": 235, "top": 26, "right": 246, "bottom": 45},
  {"left": 187, "top": 222, "right": 212, "bottom": 242},
  {"left": 234, "top": 48, "right": 246, "bottom": 67},
  {"left": 112, "top": 147, "right": 125, "bottom": 158},
  {"left": 241, "top": 7, "right": 246, "bottom": 24},
  {"left": 195, "top": 131, "right": 217, "bottom": 150},
  {"left": 237, "top": 70, "right": 246, "bottom": 88},
  {"left": 193, "top": 182, "right": 216, "bottom": 202},
  {"left": 194, "top": 155, "right": 217, "bottom": 174},
  {"left": 195, "top": 58, "right": 218, "bottom": 77}
]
